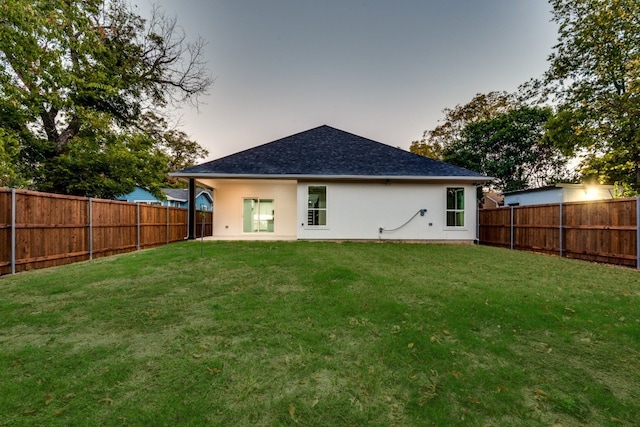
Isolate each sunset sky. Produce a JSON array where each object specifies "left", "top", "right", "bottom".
[{"left": 140, "top": 0, "right": 558, "bottom": 161}]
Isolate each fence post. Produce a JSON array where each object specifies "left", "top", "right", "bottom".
[
  {"left": 88, "top": 198, "right": 93, "bottom": 260},
  {"left": 559, "top": 202, "right": 563, "bottom": 258},
  {"left": 10, "top": 189, "right": 16, "bottom": 275},
  {"left": 187, "top": 179, "right": 196, "bottom": 240},
  {"left": 136, "top": 203, "right": 141, "bottom": 251},
  {"left": 166, "top": 205, "right": 170, "bottom": 244},
  {"left": 510, "top": 206, "right": 514, "bottom": 250}
]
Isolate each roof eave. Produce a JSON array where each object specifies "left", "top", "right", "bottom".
[{"left": 170, "top": 172, "right": 492, "bottom": 182}]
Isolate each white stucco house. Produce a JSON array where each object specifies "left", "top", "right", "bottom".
[
  {"left": 171, "top": 125, "right": 491, "bottom": 241},
  {"left": 503, "top": 183, "right": 615, "bottom": 207}
]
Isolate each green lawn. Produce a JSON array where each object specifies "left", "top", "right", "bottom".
[{"left": 1, "top": 241, "right": 639, "bottom": 426}]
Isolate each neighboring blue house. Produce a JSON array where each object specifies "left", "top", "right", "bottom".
[{"left": 116, "top": 187, "right": 213, "bottom": 211}]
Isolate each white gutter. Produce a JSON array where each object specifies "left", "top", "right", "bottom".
[
  {"left": 165, "top": 196, "right": 187, "bottom": 202},
  {"left": 170, "top": 172, "right": 493, "bottom": 182}
]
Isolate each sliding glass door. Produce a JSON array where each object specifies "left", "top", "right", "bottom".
[{"left": 242, "top": 198, "right": 274, "bottom": 233}]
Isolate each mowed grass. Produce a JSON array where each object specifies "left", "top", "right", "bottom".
[{"left": 0, "top": 242, "right": 639, "bottom": 426}]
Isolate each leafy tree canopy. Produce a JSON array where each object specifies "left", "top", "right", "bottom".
[
  {"left": 412, "top": 91, "right": 571, "bottom": 192},
  {"left": 0, "top": 127, "right": 24, "bottom": 187},
  {"left": 539, "top": 0, "right": 640, "bottom": 191},
  {"left": 443, "top": 106, "right": 570, "bottom": 192},
  {"left": 410, "top": 91, "right": 517, "bottom": 160},
  {"left": 0, "top": 0, "right": 211, "bottom": 198}
]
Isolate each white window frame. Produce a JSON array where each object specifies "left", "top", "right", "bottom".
[
  {"left": 445, "top": 187, "right": 465, "bottom": 228},
  {"left": 306, "top": 185, "right": 328, "bottom": 228},
  {"left": 134, "top": 200, "right": 162, "bottom": 206}
]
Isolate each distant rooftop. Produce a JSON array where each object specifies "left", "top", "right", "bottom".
[
  {"left": 162, "top": 188, "right": 211, "bottom": 202},
  {"left": 502, "top": 183, "right": 615, "bottom": 196}
]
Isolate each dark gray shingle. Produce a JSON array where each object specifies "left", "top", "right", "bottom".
[
  {"left": 162, "top": 188, "right": 188, "bottom": 201},
  {"left": 176, "top": 125, "right": 486, "bottom": 178}
]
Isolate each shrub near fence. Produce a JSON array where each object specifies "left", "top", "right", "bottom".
[
  {"left": 479, "top": 197, "right": 639, "bottom": 268},
  {"left": 0, "top": 188, "right": 213, "bottom": 275}
]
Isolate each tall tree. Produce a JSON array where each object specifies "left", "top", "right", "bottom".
[
  {"left": 0, "top": 128, "right": 21, "bottom": 187},
  {"left": 540, "top": 0, "right": 640, "bottom": 191},
  {"left": 139, "top": 112, "right": 209, "bottom": 188},
  {"left": 410, "top": 91, "right": 517, "bottom": 160},
  {"left": 443, "top": 106, "right": 569, "bottom": 192},
  {"left": 0, "top": 0, "right": 212, "bottom": 198}
]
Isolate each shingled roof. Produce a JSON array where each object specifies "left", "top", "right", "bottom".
[
  {"left": 161, "top": 188, "right": 212, "bottom": 202},
  {"left": 172, "top": 125, "right": 489, "bottom": 181}
]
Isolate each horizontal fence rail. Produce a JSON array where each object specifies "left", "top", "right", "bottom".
[
  {"left": 0, "top": 188, "right": 212, "bottom": 275},
  {"left": 479, "top": 197, "right": 639, "bottom": 268}
]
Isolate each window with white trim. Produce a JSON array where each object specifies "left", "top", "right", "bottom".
[
  {"left": 446, "top": 188, "right": 465, "bottom": 227},
  {"left": 307, "top": 186, "right": 327, "bottom": 226},
  {"left": 135, "top": 200, "right": 162, "bottom": 206}
]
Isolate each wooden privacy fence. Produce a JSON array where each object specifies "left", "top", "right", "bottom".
[
  {"left": 479, "top": 197, "right": 639, "bottom": 268},
  {"left": 0, "top": 188, "right": 213, "bottom": 275}
]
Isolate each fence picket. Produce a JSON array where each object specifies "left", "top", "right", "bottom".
[
  {"left": 11, "top": 189, "right": 16, "bottom": 274},
  {"left": 88, "top": 197, "right": 93, "bottom": 260},
  {"left": 559, "top": 202, "right": 563, "bottom": 258},
  {"left": 0, "top": 188, "right": 212, "bottom": 275},
  {"left": 480, "top": 198, "right": 638, "bottom": 268}
]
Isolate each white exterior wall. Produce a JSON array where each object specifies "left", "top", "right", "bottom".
[
  {"left": 562, "top": 187, "right": 614, "bottom": 203},
  {"left": 296, "top": 182, "right": 478, "bottom": 241},
  {"left": 206, "top": 179, "right": 298, "bottom": 240},
  {"left": 198, "top": 179, "right": 478, "bottom": 241},
  {"left": 504, "top": 186, "right": 615, "bottom": 206},
  {"left": 504, "top": 189, "right": 563, "bottom": 206}
]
